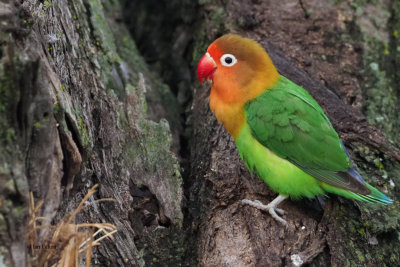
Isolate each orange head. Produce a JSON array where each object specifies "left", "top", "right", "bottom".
[
  {"left": 197, "top": 34, "right": 279, "bottom": 138},
  {"left": 197, "top": 34, "right": 279, "bottom": 105}
]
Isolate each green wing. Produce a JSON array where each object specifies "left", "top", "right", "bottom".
[{"left": 245, "top": 76, "right": 369, "bottom": 194}]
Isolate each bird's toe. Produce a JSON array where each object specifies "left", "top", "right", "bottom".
[
  {"left": 275, "top": 208, "right": 286, "bottom": 215},
  {"left": 268, "top": 207, "right": 288, "bottom": 227}
]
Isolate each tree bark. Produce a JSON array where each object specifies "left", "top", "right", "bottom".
[
  {"left": 0, "top": 0, "right": 399, "bottom": 266},
  {"left": 0, "top": 0, "right": 184, "bottom": 266}
]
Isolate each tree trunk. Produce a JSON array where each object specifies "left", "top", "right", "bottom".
[
  {"left": 0, "top": 0, "right": 399, "bottom": 266},
  {"left": 0, "top": 0, "right": 184, "bottom": 266}
]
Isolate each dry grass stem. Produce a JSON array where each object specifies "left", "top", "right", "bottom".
[{"left": 26, "top": 184, "right": 117, "bottom": 267}]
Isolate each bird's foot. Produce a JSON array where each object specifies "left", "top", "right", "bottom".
[
  {"left": 242, "top": 195, "right": 288, "bottom": 227},
  {"left": 251, "top": 200, "right": 286, "bottom": 215}
]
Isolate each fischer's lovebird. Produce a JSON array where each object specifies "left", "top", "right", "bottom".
[{"left": 197, "top": 34, "right": 392, "bottom": 226}]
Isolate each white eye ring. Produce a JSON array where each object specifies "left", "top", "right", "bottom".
[{"left": 220, "top": 54, "right": 237, "bottom": 67}]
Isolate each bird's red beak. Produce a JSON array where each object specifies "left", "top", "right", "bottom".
[{"left": 197, "top": 52, "right": 217, "bottom": 84}]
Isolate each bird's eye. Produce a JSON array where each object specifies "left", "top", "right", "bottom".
[{"left": 220, "top": 54, "right": 237, "bottom": 67}]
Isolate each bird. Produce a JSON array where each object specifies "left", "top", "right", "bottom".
[{"left": 196, "top": 34, "right": 393, "bottom": 226}]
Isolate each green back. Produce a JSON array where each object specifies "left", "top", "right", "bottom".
[{"left": 245, "top": 76, "right": 360, "bottom": 191}]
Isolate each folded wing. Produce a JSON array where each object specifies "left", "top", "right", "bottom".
[{"left": 245, "top": 76, "right": 371, "bottom": 195}]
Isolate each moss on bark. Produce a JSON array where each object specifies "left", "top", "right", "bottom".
[{"left": 0, "top": 0, "right": 185, "bottom": 266}]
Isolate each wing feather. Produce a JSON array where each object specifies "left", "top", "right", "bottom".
[{"left": 245, "top": 76, "right": 370, "bottom": 195}]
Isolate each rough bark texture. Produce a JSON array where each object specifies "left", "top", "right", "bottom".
[
  {"left": 0, "top": 0, "right": 400, "bottom": 267},
  {"left": 0, "top": 0, "right": 184, "bottom": 266}
]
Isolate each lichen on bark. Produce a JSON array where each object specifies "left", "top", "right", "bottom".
[{"left": 0, "top": 0, "right": 184, "bottom": 266}]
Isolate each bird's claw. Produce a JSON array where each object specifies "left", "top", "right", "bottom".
[
  {"left": 241, "top": 197, "right": 288, "bottom": 227},
  {"left": 267, "top": 207, "right": 288, "bottom": 227},
  {"left": 252, "top": 199, "right": 284, "bottom": 214},
  {"left": 275, "top": 208, "right": 285, "bottom": 215}
]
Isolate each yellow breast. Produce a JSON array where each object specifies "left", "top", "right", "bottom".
[{"left": 209, "top": 90, "right": 245, "bottom": 139}]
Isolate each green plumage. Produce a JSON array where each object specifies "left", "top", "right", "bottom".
[{"left": 236, "top": 75, "right": 392, "bottom": 204}]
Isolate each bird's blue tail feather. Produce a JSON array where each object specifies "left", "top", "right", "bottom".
[
  {"left": 340, "top": 141, "right": 392, "bottom": 204},
  {"left": 355, "top": 183, "right": 393, "bottom": 204}
]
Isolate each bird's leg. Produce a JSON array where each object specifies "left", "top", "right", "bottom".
[{"left": 242, "top": 195, "right": 288, "bottom": 227}]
